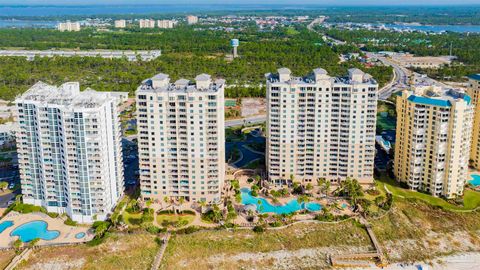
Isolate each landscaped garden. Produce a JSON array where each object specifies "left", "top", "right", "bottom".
[
  {"left": 156, "top": 210, "right": 196, "bottom": 228},
  {"left": 376, "top": 174, "right": 480, "bottom": 211}
]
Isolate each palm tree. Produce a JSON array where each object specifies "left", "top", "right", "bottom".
[
  {"left": 199, "top": 200, "right": 207, "bottom": 214},
  {"left": 178, "top": 197, "right": 185, "bottom": 214},
  {"left": 297, "top": 195, "right": 310, "bottom": 210},
  {"left": 163, "top": 196, "right": 169, "bottom": 209}
]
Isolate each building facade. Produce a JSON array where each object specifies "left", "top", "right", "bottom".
[
  {"left": 467, "top": 74, "right": 480, "bottom": 169},
  {"left": 139, "top": 19, "right": 156, "bottom": 28},
  {"left": 157, "top": 20, "right": 175, "bottom": 29},
  {"left": 57, "top": 21, "right": 81, "bottom": 32},
  {"left": 186, "top": 15, "right": 199, "bottom": 25},
  {"left": 136, "top": 73, "right": 225, "bottom": 203},
  {"left": 114, "top": 20, "right": 127, "bottom": 28},
  {"left": 266, "top": 68, "right": 378, "bottom": 185},
  {"left": 394, "top": 85, "right": 473, "bottom": 198},
  {"left": 15, "top": 82, "right": 124, "bottom": 223}
]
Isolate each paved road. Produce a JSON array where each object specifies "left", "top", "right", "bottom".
[
  {"left": 367, "top": 52, "right": 411, "bottom": 100},
  {"left": 225, "top": 115, "right": 266, "bottom": 127}
]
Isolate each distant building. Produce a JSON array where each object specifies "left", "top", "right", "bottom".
[
  {"left": 136, "top": 73, "right": 225, "bottom": 203},
  {"left": 114, "top": 20, "right": 127, "bottom": 28},
  {"left": 394, "top": 84, "right": 473, "bottom": 198},
  {"left": 266, "top": 68, "right": 378, "bottom": 185},
  {"left": 0, "top": 49, "right": 161, "bottom": 62},
  {"left": 15, "top": 82, "right": 124, "bottom": 223},
  {"left": 467, "top": 74, "right": 480, "bottom": 169},
  {"left": 186, "top": 15, "right": 199, "bottom": 25},
  {"left": 392, "top": 55, "right": 453, "bottom": 69},
  {"left": 57, "top": 21, "right": 81, "bottom": 32},
  {"left": 139, "top": 19, "right": 156, "bottom": 28},
  {"left": 0, "top": 122, "right": 16, "bottom": 146},
  {"left": 157, "top": 20, "right": 176, "bottom": 29}
]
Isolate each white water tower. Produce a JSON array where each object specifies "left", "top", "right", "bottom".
[{"left": 231, "top": 39, "right": 239, "bottom": 58}]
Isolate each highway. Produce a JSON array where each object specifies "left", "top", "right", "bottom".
[{"left": 367, "top": 52, "right": 411, "bottom": 100}]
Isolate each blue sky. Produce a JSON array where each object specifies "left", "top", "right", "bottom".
[{"left": 0, "top": 0, "right": 479, "bottom": 5}]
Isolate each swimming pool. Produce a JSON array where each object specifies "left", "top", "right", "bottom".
[
  {"left": 75, "top": 232, "right": 86, "bottom": 239},
  {"left": 241, "top": 188, "right": 322, "bottom": 214},
  {"left": 469, "top": 174, "right": 480, "bottom": 187},
  {"left": 10, "top": 220, "right": 60, "bottom": 242},
  {"left": 0, "top": 220, "right": 14, "bottom": 234}
]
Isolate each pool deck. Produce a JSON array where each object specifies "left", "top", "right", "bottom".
[{"left": 0, "top": 211, "right": 94, "bottom": 249}]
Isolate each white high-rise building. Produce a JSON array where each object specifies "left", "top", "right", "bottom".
[
  {"left": 15, "top": 82, "right": 124, "bottom": 223},
  {"left": 266, "top": 68, "right": 378, "bottom": 185},
  {"left": 139, "top": 19, "right": 156, "bottom": 28},
  {"left": 57, "top": 21, "right": 81, "bottom": 32},
  {"left": 136, "top": 73, "right": 225, "bottom": 203},
  {"left": 157, "top": 20, "right": 176, "bottom": 29},
  {"left": 114, "top": 20, "right": 127, "bottom": 28},
  {"left": 186, "top": 15, "right": 199, "bottom": 25}
]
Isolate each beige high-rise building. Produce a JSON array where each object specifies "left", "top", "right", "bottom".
[
  {"left": 139, "top": 19, "right": 156, "bottom": 28},
  {"left": 57, "top": 21, "right": 81, "bottom": 32},
  {"left": 394, "top": 84, "right": 473, "bottom": 198},
  {"left": 136, "top": 73, "right": 225, "bottom": 203},
  {"left": 114, "top": 20, "right": 127, "bottom": 28},
  {"left": 186, "top": 15, "right": 199, "bottom": 25},
  {"left": 157, "top": 20, "right": 175, "bottom": 29},
  {"left": 266, "top": 68, "right": 378, "bottom": 185},
  {"left": 467, "top": 74, "right": 480, "bottom": 169}
]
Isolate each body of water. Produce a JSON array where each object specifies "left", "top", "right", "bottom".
[
  {"left": 0, "top": 19, "right": 57, "bottom": 28},
  {"left": 0, "top": 220, "right": 14, "bottom": 234},
  {"left": 469, "top": 174, "right": 480, "bottom": 187},
  {"left": 10, "top": 220, "right": 60, "bottom": 242},
  {"left": 385, "top": 23, "right": 480, "bottom": 33},
  {"left": 241, "top": 188, "right": 322, "bottom": 214}
]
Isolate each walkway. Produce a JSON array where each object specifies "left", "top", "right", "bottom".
[{"left": 151, "top": 232, "right": 171, "bottom": 270}]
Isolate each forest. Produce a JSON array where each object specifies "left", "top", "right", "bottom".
[
  {"left": 0, "top": 26, "right": 392, "bottom": 101},
  {"left": 321, "top": 28, "right": 480, "bottom": 80}
]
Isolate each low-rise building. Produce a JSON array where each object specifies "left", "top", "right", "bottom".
[
  {"left": 139, "top": 19, "right": 156, "bottom": 28},
  {"left": 114, "top": 20, "right": 127, "bottom": 28},
  {"left": 392, "top": 55, "right": 453, "bottom": 69},
  {"left": 157, "top": 20, "right": 175, "bottom": 29},
  {"left": 186, "top": 15, "right": 199, "bottom": 25},
  {"left": 57, "top": 21, "right": 81, "bottom": 32}
]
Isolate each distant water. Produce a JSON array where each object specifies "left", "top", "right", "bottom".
[
  {"left": 0, "top": 4, "right": 321, "bottom": 16},
  {"left": 385, "top": 23, "right": 480, "bottom": 33},
  {"left": 0, "top": 19, "right": 57, "bottom": 28}
]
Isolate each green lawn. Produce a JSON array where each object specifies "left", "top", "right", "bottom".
[
  {"left": 123, "top": 211, "right": 143, "bottom": 226},
  {"left": 156, "top": 213, "right": 195, "bottom": 228},
  {"left": 376, "top": 174, "right": 480, "bottom": 211}
]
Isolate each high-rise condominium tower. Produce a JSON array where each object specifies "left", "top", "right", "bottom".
[
  {"left": 136, "top": 73, "right": 225, "bottom": 203},
  {"left": 15, "top": 82, "right": 124, "bottom": 223},
  {"left": 266, "top": 68, "right": 378, "bottom": 185},
  {"left": 394, "top": 83, "right": 473, "bottom": 198},
  {"left": 467, "top": 74, "right": 480, "bottom": 169}
]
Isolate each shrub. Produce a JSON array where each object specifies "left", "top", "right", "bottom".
[
  {"left": 253, "top": 225, "right": 265, "bottom": 233},
  {"left": 64, "top": 217, "right": 77, "bottom": 226},
  {"left": 157, "top": 209, "right": 174, "bottom": 215},
  {"left": 47, "top": 212, "right": 59, "bottom": 218},
  {"left": 145, "top": 225, "right": 166, "bottom": 234},
  {"left": 176, "top": 226, "right": 201, "bottom": 234},
  {"left": 180, "top": 210, "right": 195, "bottom": 215}
]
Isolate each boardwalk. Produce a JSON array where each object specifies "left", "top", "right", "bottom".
[{"left": 151, "top": 233, "right": 171, "bottom": 270}]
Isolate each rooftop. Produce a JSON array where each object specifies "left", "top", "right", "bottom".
[
  {"left": 16, "top": 81, "right": 119, "bottom": 109},
  {"left": 265, "top": 67, "right": 377, "bottom": 85},
  {"left": 402, "top": 85, "right": 471, "bottom": 107},
  {"left": 137, "top": 73, "right": 225, "bottom": 94}
]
